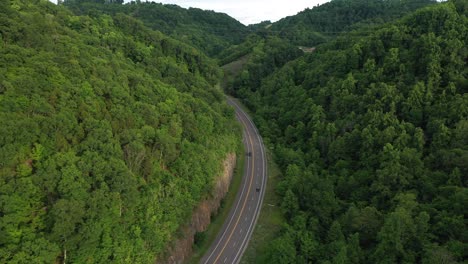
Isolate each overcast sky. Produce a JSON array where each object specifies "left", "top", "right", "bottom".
[
  {"left": 47, "top": 0, "right": 331, "bottom": 25},
  {"left": 127, "top": 0, "right": 331, "bottom": 25}
]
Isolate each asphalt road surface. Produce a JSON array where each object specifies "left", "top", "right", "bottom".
[{"left": 201, "top": 97, "right": 267, "bottom": 264}]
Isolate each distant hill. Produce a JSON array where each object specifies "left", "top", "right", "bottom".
[
  {"left": 64, "top": 1, "right": 249, "bottom": 56},
  {"left": 221, "top": 0, "right": 438, "bottom": 99},
  {"left": 0, "top": 1, "right": 239, "bottom": 262},
  {"left": 260, "top": 0, "right": 438, "bottom": 46}
]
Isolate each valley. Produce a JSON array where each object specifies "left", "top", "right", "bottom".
[{"left": 0, "top": 0, "right": 466, "bottom": 263}]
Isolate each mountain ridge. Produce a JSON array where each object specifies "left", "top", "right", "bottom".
[{"left": 64, "top": 0, "right": 249, "bottom": 56}]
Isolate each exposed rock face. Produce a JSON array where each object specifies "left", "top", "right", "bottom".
[{"left": 161, "top": 153, "right": 236, "bottom": 264}]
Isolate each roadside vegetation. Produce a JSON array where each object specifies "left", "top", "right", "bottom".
[
  {"left": 189, "top": 144, "right": 245, "bottom": 264},
  {"left": 231, "top": 1, "right": 467, "bottom": 262}
]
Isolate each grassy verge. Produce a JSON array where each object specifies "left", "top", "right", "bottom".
[
  {"left": 240, "top": 150, "right": 284, "bottom": 263},
  {"left": 188, "top": 144, "right": 246, "bottom": 264}
]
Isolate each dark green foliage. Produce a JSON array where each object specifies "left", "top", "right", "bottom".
[
  {"left": 222, "top": 0, "right": 438, "bottom": 104},
  {"left": 0, "top": 0, "right": 239, "bottom": 262},
  {"left": 269, "top": 0, "right": 438, "bottom": 46},
  {"left": 194, "top": 231, "right": 206, "bottom": 247},
  {"left": 64, "top": 1, "right": 249, "bottom": 57},
  {"left": 231, "top": 2, "right": 467, "bottom": 263},
  {"left": 227, "top": 36, "right": 304, "bottom": 101},
  {"left": 217, "top": 34, "right": 262, "bottom": 66}
]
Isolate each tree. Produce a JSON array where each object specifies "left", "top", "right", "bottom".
[
  {"left": 265, "top": 233, "right": 297, "bottom": 264},
  {"left": 347, "top": 233, "right": 363, "bottom": 264},
  {"left": 281, "top": 189, "right": 299, "bottom": 220}
]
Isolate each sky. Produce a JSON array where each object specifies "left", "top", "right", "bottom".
[
  {"left": 148, "top": 0, "right": 330, "bottom": 25},
  {"left": 48, "top": 0, "right": 331, "bottom": 25}
]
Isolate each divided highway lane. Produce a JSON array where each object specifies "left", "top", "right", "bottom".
[{"left": 201, "top": 97, "right": 267, "bottom": 264}]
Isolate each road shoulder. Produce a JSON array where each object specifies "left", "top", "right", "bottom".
[{"left": 240, "top": 150, "right": 284, "bottom": 263}]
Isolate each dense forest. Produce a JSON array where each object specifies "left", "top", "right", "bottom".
[
  {"left": 268, "top": 0, "right": 438, "bottom": 46},
  {"left": 1, "top": 0, "right": 467, "bottom": 263},
  {"left": 230, "top": 1, "right": 467, "bottom": 263},
  {"left": 63, "top": 0, "right": 249, "bottom": 57},
  {"left": 221, "top": 0, "right": 439, "bottom": 98},
  {"left": 0, "top": 0, "right": 239, "bottom": 262}
]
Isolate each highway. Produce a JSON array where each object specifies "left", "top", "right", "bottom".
[{"left": 201, "top": 97, "right": 267, "bottom": 264}]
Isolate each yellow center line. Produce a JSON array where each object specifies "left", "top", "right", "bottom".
[{"left": 213, "top": 112, "right": 255, "bottom": 263}]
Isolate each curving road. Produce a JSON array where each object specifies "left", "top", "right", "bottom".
[{"left": 201, "top": 97, "right": 267, "bottom": 264}]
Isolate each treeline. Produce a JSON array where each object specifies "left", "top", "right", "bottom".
[
  {"left": 0, "top": 0, "right": 239, "bottom": 263},
  {"left": 247, "top": 0, "right": 437, "bottom": 47},
  {"left": 230, "top": 1, "right": 467, "bottom": 263},
  {"left": 63, "top": 0, "right": 249, "bottom": 56}
]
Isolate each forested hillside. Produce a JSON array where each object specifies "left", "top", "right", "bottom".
[
  {"left": 64, "top": 0, "right": 249, "bottom": 56},
  {"left": 231, "top": 1, "right": 467, "bottom": 263},
  {"left": 0, "top": 0, "right": 239, "bottom": 262},
  {"left": 269, "top": 0, "right": 438, "bottom": 46},
  {"left": 222, "top": 0, "right": 437, "bottom": 101},
  {"left": 223, "top": 36, "right": 303, "bottom": 97}
]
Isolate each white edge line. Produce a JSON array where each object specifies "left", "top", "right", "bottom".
[
  {"left": 203, "top": 107, "right": 252, "bottom": 264},
  {"left": 228, "top": 98, "right": 268, "bottom": 264}
]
